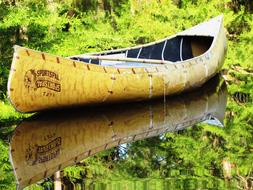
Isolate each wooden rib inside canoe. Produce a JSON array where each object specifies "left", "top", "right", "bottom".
[
  {"left": 7, "top": 15, "right": 227, "bottom": 113},
  {"left": 9, "top": 77, "right": 227, "bottom": 189}
]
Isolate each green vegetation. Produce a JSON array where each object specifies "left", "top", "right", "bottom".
[
  {"left": 0, "top": 101, "right": 28, "bottom": 124},
  {"left": 0, "top": 0, "right": 252, "bottom": 189},
  {"left": 0, "top": 139, "right": 16, "bottom": 190}
]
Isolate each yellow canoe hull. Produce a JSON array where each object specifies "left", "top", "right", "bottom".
[{"left": 7, "top": 16, "right": 227, "bottom": 112}]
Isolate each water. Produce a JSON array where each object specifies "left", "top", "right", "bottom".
[
  {"left": 85, "top": 178, "right": 237, "bottom": 190},
  {"left": 0, "top": 75, "right": 252, "bottom": 190}
]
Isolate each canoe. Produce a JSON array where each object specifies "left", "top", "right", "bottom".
[
  {"left": 10, "top": 77, "right": 227, "bottom": 189},
  {"left": 7, "top": 15, "right": 227, "bottom": 113}
]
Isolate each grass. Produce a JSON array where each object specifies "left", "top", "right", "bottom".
[{"left": 0, "top": 100, "right": 28, "bottom": 125}]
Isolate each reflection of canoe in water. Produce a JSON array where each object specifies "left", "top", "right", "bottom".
[
  {"left": 7, "top": 15, "right": 227, "bottom": 113},
  {"left": 10, "top": 77, "right": 227, "bottom": 189}
]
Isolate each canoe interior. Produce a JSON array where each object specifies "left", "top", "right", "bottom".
[{"left": 71, "top": 35, "right": 213, "bottom": 66}]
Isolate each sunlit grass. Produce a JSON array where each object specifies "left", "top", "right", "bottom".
[{"left": 0, "top": 101, "right": 28, "bottom": 123}]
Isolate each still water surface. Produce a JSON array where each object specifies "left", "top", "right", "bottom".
[{"left": 1, "top": 75, "right": 252, "bottom": 190}]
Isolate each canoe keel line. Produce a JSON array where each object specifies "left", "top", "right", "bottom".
[{"left": 7, "top": 15, "right": 227, "bottom": 112}]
